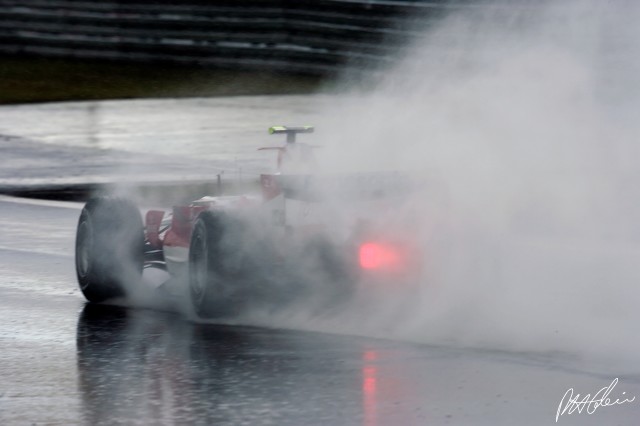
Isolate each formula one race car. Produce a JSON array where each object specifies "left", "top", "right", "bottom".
[{"left": 75, "top": 126, "right": 424, "bottom": 318}]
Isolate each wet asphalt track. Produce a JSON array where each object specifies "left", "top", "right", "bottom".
[
  {"left": 1, "top": 195, "right": 640, "bottom": 425},
  {"left": 1, "top": 97, "right": 640, "bottom": 425}
]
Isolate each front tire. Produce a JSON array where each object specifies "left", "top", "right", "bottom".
[{"left": 75, "top": 197, "right": 144, "bottom": 302}]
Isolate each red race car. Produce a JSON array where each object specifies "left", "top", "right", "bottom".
[{"left": 75, "top": 126, "right": 425, "bottom": 318}]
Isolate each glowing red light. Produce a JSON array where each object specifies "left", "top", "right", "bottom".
[
  {"left": 359, "top": 243, "right": 400, "bottom": 270},
  {"left": 362, "top": 350, "right": 378, "bottom": 426}
]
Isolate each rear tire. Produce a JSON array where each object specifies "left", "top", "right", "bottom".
[
  {"left": 75, "top": 197, "right": 144, "bottom": 302},
  {"left": 296, "top": 238, "right": 356, "bottom": 312},
  {"left": 189, "top": 211, "right": 249, "bottom": 318}
]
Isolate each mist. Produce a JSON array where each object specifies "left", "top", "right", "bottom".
[
  {"left": 234, "top": 0, "right": 640, "bottom": 369},
  {"left": 99, "top": 0, "right": 640, "bottom": 372}
]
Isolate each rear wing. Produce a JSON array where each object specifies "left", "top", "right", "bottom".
[{"left": 268, "top": 126, "right": 314, "bottom": 144}]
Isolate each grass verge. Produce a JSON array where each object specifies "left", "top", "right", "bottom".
[{"left": 0, "top": 54, "right": 327, "bottom": 104}]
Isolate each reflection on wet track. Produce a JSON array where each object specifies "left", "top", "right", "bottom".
[
  {"left": 76, "top": 304, "right": 418, "bottom": 426},
  {"left": 72, "top": 300, "right": 640, "bottom": 426}
]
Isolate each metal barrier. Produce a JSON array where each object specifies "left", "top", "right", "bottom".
[{"left": 0, "top": 0, "right": 461, "bottom": 74}]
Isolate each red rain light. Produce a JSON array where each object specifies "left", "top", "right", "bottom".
[{"left": 359, "top": 242, "right": 400, "bottom": 270}]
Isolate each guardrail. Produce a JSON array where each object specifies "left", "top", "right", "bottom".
[{"left": 0, "top": 0, "right": 463, "bottom": 74}]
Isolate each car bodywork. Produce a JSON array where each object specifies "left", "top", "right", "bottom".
[{"left": 75, "top": 126, "right": 425, "bottom": 317}]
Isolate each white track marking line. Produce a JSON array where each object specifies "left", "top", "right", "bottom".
[{"left": 0, "top": 195, "right": 84, "bottom": 209}]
